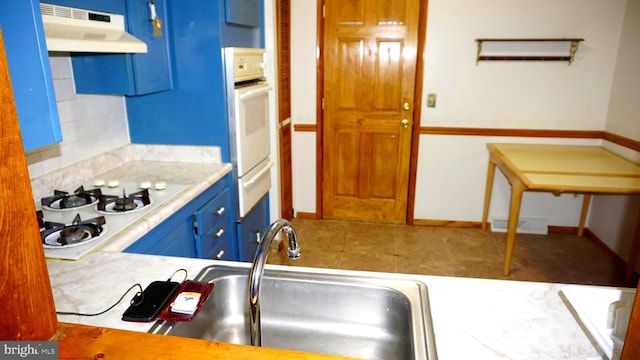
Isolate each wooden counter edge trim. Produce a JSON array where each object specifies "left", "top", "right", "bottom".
[
  {"left": 420, "top": 127, "right": 640, "bottom": 153},
  {"left": 55, "top": 323, "right": 359, "bottom": 360}
]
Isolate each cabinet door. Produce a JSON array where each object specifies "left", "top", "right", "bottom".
[
  {"left": 237, "top": 195, "right": 269, "bottom": 262},
  {"left": 124, "top": 216, "right": 196, "bottom": 257},
  {"left": 124, "top": 0, "right": 173, "bottom": 94},
  {"left": 155, "top": 218, "right": 197, "bottom": 257},
  {"left": 71, "top": 0, "right": 172, "bottom": 95},
  {"left": 0, "top": 0, "right": 62, "bottom": 151}
]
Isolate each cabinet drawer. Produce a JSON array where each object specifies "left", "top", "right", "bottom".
[
  {"left": 195, "top": 188, "right": 235, "bottom": 260},
  {"left": 199, "top": 189, "right": 230, "bottom": 233},
  {"left": 197, "top": 230, "right": 232, "bottom": 261}
]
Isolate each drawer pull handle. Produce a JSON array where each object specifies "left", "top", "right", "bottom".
[
  {"left": 214, "top": 228, "right": 225, "bottom": 238},
  {"left": 214, "top": 250, "right": 225, "bottom": 260},
  {"left": 214, "top": 206, "right": 225, "bottom": 216}
]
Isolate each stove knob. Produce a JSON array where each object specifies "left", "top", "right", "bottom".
[
  {"left": 139, "top": 181, "right": 152, "bottom": 189},
  {"left": 93, "top": 179, "right": 105, "bottom": 187},
  {"left": 155, "top": 181, "right": 167, "bottom": 190},
  {"left": 107, "top": 180, "right": 120, "bottom": 188}
]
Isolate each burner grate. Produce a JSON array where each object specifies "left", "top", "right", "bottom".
[
  {"left": 40, "top": 213, "right": 106, "bottom": 247},
  {"left": 97, "top": 189, "right": 151, "bottom": 213},
  {"left": 41, "top": 186, "right": 102, "bottom": 210}
]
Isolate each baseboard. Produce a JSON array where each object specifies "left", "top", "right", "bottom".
[
  {"left": 412, "top": 219, "right": 481, "bottom": 228},
  {"left": 583, "top": 228, "right": 629, "bottom": 270},
  {"left": 294, "top": 212, "right": 317, "bottom": 219}
]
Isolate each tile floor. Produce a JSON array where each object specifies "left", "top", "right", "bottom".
[{"left": 267, "top": 218, "right": 632, "bottom": 287}]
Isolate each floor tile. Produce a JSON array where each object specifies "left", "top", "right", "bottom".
[{"left": 265, "top": 218, "right": 632, "bottom": 287}]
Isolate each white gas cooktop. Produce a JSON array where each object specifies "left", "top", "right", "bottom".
[{"left": 39, "top": 180, "right": 186, "bottom": 260}]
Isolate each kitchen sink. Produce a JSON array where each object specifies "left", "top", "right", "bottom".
[{"left": 149, "top": 265, "right": 437, "bottom": 360}]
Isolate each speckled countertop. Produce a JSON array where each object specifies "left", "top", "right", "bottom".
[{"left": 46, "top": 251, "right": 608, "bottom": 359}]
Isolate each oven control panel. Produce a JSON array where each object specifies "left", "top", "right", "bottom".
[{"left": 230, "top": 47, "right": 265, "bottom": 82}]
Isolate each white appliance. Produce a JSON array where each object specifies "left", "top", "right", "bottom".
[
  {"left": 225, "top": 48, "right": 273, "bottom": 218},
  {"left": 39, "top": 180, "right": 185, "bottom": 260},
  {"left": 40, "top": 3, "right": 147, "bottom": 53}
]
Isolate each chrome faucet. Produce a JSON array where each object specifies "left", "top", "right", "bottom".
[{"left": 248, "top": 219, "right": 301, "bottom": 346}]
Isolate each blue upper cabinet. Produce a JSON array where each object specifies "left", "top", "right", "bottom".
[
  {"left": 125, "top": 0, "right": 262, "bottom": 158},
  {"left": 0, "top": 0, "right": 62, "bottom": 151},
  {"left": 70, "top": 0, "right": 172, "bottom": 96}
]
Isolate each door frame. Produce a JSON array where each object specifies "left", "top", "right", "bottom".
[{"left": 314, "top": 0, "right": 429, "bottom": 224}]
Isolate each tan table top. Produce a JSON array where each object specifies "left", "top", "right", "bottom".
[{"left": 488, "top": 143, "right": 640, "bottom": 194}]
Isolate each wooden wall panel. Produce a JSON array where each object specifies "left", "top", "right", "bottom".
[{"left": 0, "top": 29, "right": 57, "bottom": 340}]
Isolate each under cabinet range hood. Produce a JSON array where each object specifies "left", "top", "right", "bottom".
[{"left": 40, "top": 3, "right": 147, "bottom": 53}]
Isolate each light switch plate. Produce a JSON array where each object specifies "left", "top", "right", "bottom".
[{"left": 427, "top": 93, "right": 437, "bottom": 108}]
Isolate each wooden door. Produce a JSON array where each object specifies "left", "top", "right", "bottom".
[{"left": 322, "top": 0, "right": 420, "bottom": 223}]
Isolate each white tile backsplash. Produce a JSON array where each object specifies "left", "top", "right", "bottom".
[{"left": 26, "top": 54, "right": 130, "bottom": 179}]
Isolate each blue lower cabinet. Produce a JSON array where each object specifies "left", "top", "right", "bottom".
[
  {"left": 124, "top": 174, "right": 235, "bottom": 259},
  {"left": 124, "top": 215, "right": 197, "bottom": 257},
  {"left": 236, "top": 195, "right": 269, "bottom": 262},
  {"left": 195, "top": 188, "right": 236, "bottom": 260}
]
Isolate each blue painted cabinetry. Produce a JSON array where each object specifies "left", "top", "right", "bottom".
[
  {"left": 195, "top": 187, "right": 235, "bottom": 260},
  {"left": 125, "top": 174, "right": 235, "bottom": 259},
  {"left": 236, "top": 195, "right": 269, "bottom": 262},
  {"left": 125, "top": 215, "right": 197, "bottom": 257},
  {"left": 0, "top": 0, "right": 62, "bottom": 151},
  {"left": 70, "top": 0, "right": 172, "bottom": 95},
  {"left": 125, "top": 0, "right": 262, "bottom": 152}
]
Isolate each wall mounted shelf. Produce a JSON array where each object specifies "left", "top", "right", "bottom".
[{"left": 475, "top": 38, "right": 584, "bottom": 65}]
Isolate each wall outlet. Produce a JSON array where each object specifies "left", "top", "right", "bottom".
[{"left": 427, "top": 93, "right": 437, "bottom": 108}]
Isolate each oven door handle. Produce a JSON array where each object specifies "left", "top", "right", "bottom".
[
  {"left": 239, "top": 86, "right": 272, "bottom": 101},
  {"left": 242, "top": 162, "right": 273, "bottom": 189}
]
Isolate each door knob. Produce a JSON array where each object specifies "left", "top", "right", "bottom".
[
  {"left": 403, "top": 102, "right": 411, "bottom": 111},
  {"left": 401, "top": 119, "right": 409, "bottom": 128}
]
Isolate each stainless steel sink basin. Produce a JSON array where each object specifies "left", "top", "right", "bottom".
[{"left": 150, "top": 265, "right": 437, "bottom": 359}]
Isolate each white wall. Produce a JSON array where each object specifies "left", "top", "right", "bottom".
[
  {"left": 264, "top": 0, "right": 282, "bottom": 222},
  {"left": 589, "top": 0, "right": 640, "bottom": 262},
  {"left": 414, "top": 0, "right": 626, "bottom": 225},
  {"left": 604, "top": 0, "right": 640, "bottom": 143},
  {"left": 420, "top": 0, "right": 625, "bottom": 130},
  {"left": 290, "top": 0, "right": 318, "bottom": 214},
  {"left": 26, "top": 54, "right": 130, "bottom": 178}
]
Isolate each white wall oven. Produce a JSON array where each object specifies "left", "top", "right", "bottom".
[{"left": 225, "top": 48, "right": 272, "bottom": 218}]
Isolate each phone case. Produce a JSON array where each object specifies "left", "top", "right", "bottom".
[
  {"left": 158, "top": 280, "right": 214, "bottom": 322},
  {"left": 122, "top": 280, "right": 180, "bottom": 322}
]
